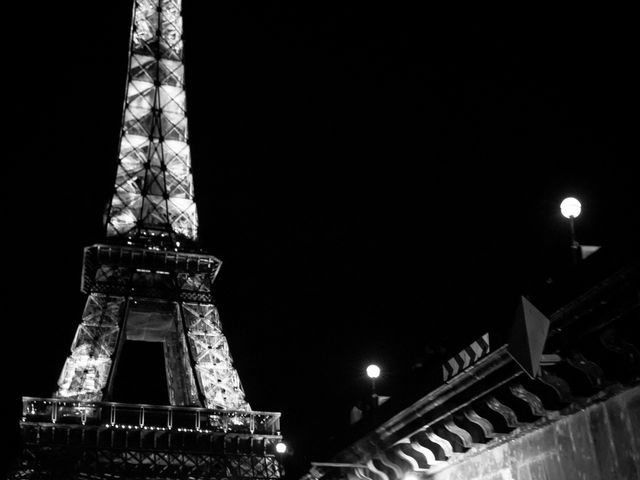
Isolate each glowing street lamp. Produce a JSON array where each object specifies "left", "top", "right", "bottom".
[
  {"left": 366, "top": 364, "right": 381, "bottom": 413},
  {"left": 366, "top": 364, "right": 381, "bottom": 380},
  {"left": 560, "top": 197, "right": 581, "bottom": 219},
  {"left": 275, "top": 441, "right": 287, "bottom": 454},
  {"left": 560, "top": 197, "right": 582, "bottom": 264}
]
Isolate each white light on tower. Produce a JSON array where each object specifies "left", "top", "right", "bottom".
[
  {"left": 275, "top": 442, "right": 287, "bottom": 454},
  {"left": 366, "top": 364, "right": 381, "bottom": 379},
  {"left": 560, "top": 197, "right": 581, "bottom": 219}
]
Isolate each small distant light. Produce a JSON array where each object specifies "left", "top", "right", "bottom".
[
  {"left": 404, "top": 473, "right": 419, "bottom": 480},
  {"left": 366, "top": 364, "right": 381, "bottom": 379},
  {"left": 560, "top": 197, "right": 581, "bottom": 219},
  {"left": 275, "top": 441, "right": 287, "bottom": 454}
]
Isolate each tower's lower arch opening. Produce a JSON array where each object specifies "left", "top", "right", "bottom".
[
  {"left": 111, "top": 340, "right": 169, "bottom": 405},
  {"left": 109, "top": 298, "right": 198, "bottom": 406}
]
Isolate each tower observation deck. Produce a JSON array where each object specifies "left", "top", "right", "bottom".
[{"left": 8, "top": 2, "right": 284, "bottom": 479}]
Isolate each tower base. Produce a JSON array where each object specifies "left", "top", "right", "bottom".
[{"left": 8, "top": 397, "right": 284, "bottom": 480}]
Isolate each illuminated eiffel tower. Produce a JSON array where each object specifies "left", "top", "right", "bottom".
[{"left": 9, "top": 1, "right": 284, "bottom": 479}]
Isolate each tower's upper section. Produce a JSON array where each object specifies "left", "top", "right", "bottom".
[{"left": 105, "top": 0, "right": 198, "bottom": 244}]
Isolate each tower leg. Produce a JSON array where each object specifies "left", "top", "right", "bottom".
[
  {"left": 180, "top": 301, "right": 251, "bottom": 410},
  {"left": 164, "top": 302, "right": 200, "bottom": 406},
  {"left": 55, "top": 294, "right": 126, "bottom": 401}
]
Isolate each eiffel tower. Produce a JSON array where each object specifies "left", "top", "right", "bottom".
[{"left": 8, "top": 1, "right": 284, "bottom": 479}]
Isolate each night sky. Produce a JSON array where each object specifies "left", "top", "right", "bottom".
[{"left": 2, "top": 2, "right": 637, "bottom": 478}]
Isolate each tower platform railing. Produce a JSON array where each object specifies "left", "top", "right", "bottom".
[
  {"left": 22, "top": 396, "right": 281, "bottom": 436},
  {"left": 14, "top": 397, "right": 285, "bottom": 478}
]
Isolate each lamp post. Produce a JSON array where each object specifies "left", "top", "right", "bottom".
[
  {"left": 366, "top": 364, "right": 380, "bottom": 413},
  {"left": 560, "top": 197, "right": 582, "bottom": 265}
]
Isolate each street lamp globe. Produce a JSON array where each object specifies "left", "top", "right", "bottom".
[
  {"left": 366, "top": 364, "right": 381, "bottom": 379},
  {"left": 560, "top": 197, "right": 581, "bottom": 219},
  {"left": 275, "top": 442, "right": 287, "bottom": 454}
]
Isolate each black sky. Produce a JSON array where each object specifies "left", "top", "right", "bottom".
[{"left": 2, "top": 2, "right": 637, "bottom": 478}]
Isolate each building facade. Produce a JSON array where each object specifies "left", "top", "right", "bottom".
[{"left": 304, "top": 247, "right": 639, "bottom": 480}]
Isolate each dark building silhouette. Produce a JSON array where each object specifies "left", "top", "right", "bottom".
[{"left": 303, "top": 237, "right": 640, "bottom": 480}]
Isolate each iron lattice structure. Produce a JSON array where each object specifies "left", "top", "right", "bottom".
[
  {"left": 8, "top": 1, "right": 283, "bottom": 479},
  {"left": 106, "top": 0, "right": 197, "bottom": 242},
  {"left": 14, "top": 398, "right": 283, "bottom": 480}
]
